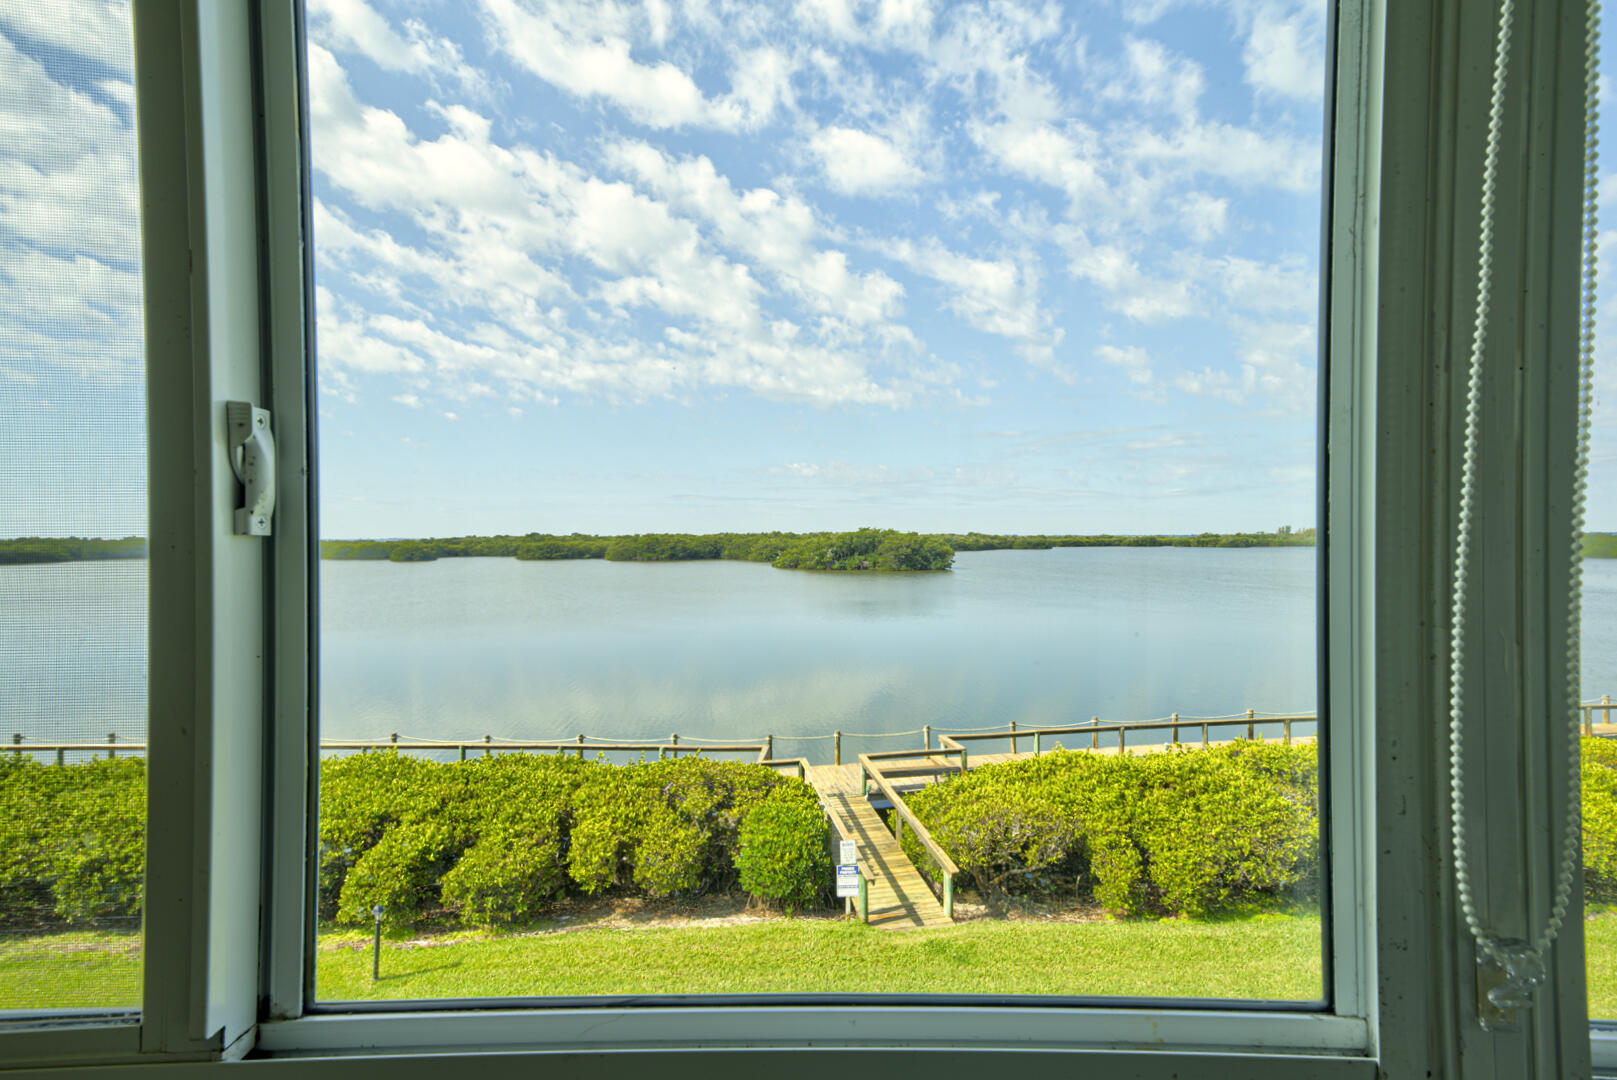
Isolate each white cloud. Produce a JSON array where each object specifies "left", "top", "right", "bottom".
[
  {"left": 1095, "top": 344, "right": 1155, "bottom": 387},
  {"left": 0, "top": 1, "right": 131, "bottom": 71},
  {"left": 308, "top": 0, "right": 483, "bottom": 90},
  {"left": 306, "top": 46, "right": 943, "bottom": 409},
  {"left": 1171, "top": 320, "right": 1315, "bottom": 414},
  {"left": 1173, "top": 365, "right": 1250, "bottom": 405},
  {"left": 1102, "top": 36, "right": 1204, "bottom": 122},
  {"left": 773, "top": 461, "right": 898, "bottom": 484},
  {"left": 887, "top": 237, "right": 1062, "bottom": 368},
  {"left": 0, "top": 24, "right": 143, "bottom": 382},
  {"left": 1178, "top": 192, "right": 1229, "bottom": 243},
  {"left": 478, "top": 0, "right": 788, "bottom": 131},
  {"left": 809, "top": 126, "right": 923, "bottom": 195},
  {"left": 1207, "top": 254, "right": 1317, "bottom": 315},
  {"left": 392, "top": 392, "right": 423, "bottom": 408},
  {"left": 794, "top": 0, "right": 937, "bottom": 50},
  {"left": 1126, "top": 432, "right": 1205, "bottom": 451},
  {"left": 1242, "top": 2, "right": 1326, "bottom": 101},
  {"left": 606, "top": 140, "right": 908, "bottom": 326}
]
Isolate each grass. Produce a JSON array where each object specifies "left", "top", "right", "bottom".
[
  {"left": 1587, "top": 909, "right": 1617, "bottom": 1019},
  {"left": 7, "top": 911, "right": 1617, "bottom": 1014},
  {"left": 0, "top": 930, "right": 141, "bottom": 1010},
  {"left": 314, "top": 908, "right": 1323, "bottom": 1002}
]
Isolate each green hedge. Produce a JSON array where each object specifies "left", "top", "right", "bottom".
[
  {"left": 0, "top": 757, "right": 146, "bottom": 926},
  {"left": 9, "top": 737, "right": 1617, "bottom": 928},
  {"left": 736, "top": 788, "right": 833, "bottom": 910},
  {"left": 1584, "top": 737, "right": 1617, "bottom": 900},
  {"left": 898, "top": 742, "right": 1321, "bottom": 916},
  {"left": 316, "top": 753, "right": 827, "bottom": 926}
]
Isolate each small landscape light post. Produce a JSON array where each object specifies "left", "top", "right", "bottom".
[{"left": 372, "top": 904, "right": 384, "bottom": 981}]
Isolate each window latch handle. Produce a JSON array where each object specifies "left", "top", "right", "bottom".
[{"left": 226, "top": 401, "right": 275, "bottom": 536}]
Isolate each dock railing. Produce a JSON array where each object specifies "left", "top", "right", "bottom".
[
  {"left": 857, "top": 751, "right": 962, "bottom": 919},
  {"left": 18, "top": 698, "right": 1617, "bottom": 765},
  {"left": 5, "top": 734, "right": 777, "bottom": 763},
  {"left": 936, "top": 711, "right": 1318, "bottom": 765}
]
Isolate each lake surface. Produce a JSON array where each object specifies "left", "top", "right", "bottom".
[{"left": 9, "top": 549, "right": 1617, "bottom": 765}]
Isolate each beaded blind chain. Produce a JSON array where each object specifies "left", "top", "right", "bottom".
[{"left": 1447, "top": 0, "right": 1600, "bottom": 1029}]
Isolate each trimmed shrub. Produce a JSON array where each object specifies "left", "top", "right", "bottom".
[
  {"left": 902, "top": 742, "right": 1318, "bottom": 917},
  {"left": 438, "top": 755, "right": 585, "bottom": 925},
  {"left": 0, "top": 757, "right": 146, "bottom": 924},
  {"left": 1584, "top": 736, "right": 1617, "bottom": 900},
  {"left": 736, "top": 787, "right": 831, "bottom": 910},
  {"left": 318, "top": 751, "right": 466, "bottom": 922},
  {"left": 899, "top": 763, "right": 1083, "bottom": 900}
]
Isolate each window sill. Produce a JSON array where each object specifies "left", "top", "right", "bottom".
[{"left": 255, "top": 1005, "right": 1369, "bottom": 1060}]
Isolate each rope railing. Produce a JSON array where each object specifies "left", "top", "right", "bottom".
[{"left": 21, "top": 701, "right": 1612, "bottom": 765}]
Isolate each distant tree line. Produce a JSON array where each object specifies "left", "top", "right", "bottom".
[
  {"left": 0, "top": 528, "right": 1336, "bottom": 570},
  {"left": 318, "top": 528, "right": 956, "bottom": 571},
  {"left": 313, "top": 527, "right": 1327, "bottom": 570},
  {"left": 943, "top": 526, "right": 1318, "bottom": 550},
  {"left": 0, "top": 537, "right": 147, "bottom": 565}
]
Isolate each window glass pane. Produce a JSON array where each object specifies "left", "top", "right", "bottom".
[
  {"left": 0, "top": 0, "right": 146, "bottom": 1013},
  {"left": 309, "top": 0, "right": 1327, "bottom": 1002},
  {"left": 1586, "top": 2, "right": 1617, "bottom": 1024}
]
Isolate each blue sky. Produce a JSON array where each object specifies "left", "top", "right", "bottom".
[
  {"left": 7, "top": 0, "right": 1617, "bottom": 539},
  {"left": 303, "top": 0, "right": 1328, "bottom": 537}
]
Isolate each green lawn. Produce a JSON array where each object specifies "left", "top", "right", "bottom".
[
  {"left": 315, "top": 909, "right": 1323, "bottom": 1001},
  {"left": 0, "top": 930, "right": 142, "bottom": 1010},
  {"left": 18, "top": 910, "right": 1617, "bottom": 1012},
  {"left": 1586, "top": 911, "right": 1617, "bottom": 1019}
]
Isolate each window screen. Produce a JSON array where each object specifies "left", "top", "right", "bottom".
[{"left": 0, "top": 0, "right": 147, "bottom": 1013}]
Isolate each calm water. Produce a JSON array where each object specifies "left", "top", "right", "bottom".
[{"left": 9, "top": 550, "right": 1617, "bottom": 764}]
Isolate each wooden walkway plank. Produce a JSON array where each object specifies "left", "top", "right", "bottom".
[
  {"left": 804, "top": 763, "right": 951, "bottom": 930},
  {"left": 801, "top": 737, "right": 1326, "bottom": 931}
]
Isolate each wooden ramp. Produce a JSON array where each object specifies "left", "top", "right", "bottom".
[{"left": 804, "top": 762, "right": 952, "bottom": 930}]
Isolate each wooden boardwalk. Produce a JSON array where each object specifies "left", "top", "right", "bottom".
[
  {"left": 800, "top": 736, "right": 1333, "bottom": 931},
  {"left": 804, "top": 761, "right": 953, "bottom": 930}
]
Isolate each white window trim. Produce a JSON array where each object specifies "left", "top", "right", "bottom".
[{"left": 0, "top": 0, "right": 1604, "bottom": 1075}]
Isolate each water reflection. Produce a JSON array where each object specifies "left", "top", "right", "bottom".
[{"left": 320, "top": 548, "right": 1319, "bottom": 765}]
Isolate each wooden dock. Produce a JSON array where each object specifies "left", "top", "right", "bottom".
[{"left": 804, "top": 761, "right": 952, "bottom": 930}]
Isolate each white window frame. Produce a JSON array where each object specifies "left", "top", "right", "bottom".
[{"left": 0, "top": 0, "right": 1603, "bottom": 1075}]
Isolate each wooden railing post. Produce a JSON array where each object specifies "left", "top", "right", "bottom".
[
  {"left": 56, "top": 748, "right": 64, "bottom": 767},
  {"left": 834, "top": 730, "right": 842, "bottom": 766},
  {"left": 1201, "top": 721, "right": 1209, "bottom": 747},
  {"left": 1009, "top": 719, "right": 1018, "bottom": 754},
  {"left": 11, "top": 734, "right": 19, "bottom": 759},
  {"left": 1247, "top": 708, "right": 1256, "bottom": 740},
  {"left": 764, "top": 734, "right": 773, "bottom": 760},
  {"left": 1034, "top": 730, "right": 1041, "bottom": 756},
  {"left": 459, "top": 744, "right": 467, "bottom": 762},
  {"left": 576, "top": 733, "right": 585, "bottom": 759},
  {"left": 1091, "top": 718, "right": 1099, "bottom": 749},
  {"left": 858, "top": 874, "right": 869, "bottom": 923},
  {"left": 1587, "top": 705, "right": 1595, "bottom": 737},
  {"left": 483, "top": 734, "right": 491, "bottom": 758},
  {"left": 108, "top": 732, "right": 117, "bottom": 760},
  {"left": 1171, "top": 713, "right": 1179, "bottom": 743},
  {"left": 943, "top": 873, "right": 954, "bottom": 920},
  {"left": 923, "top": 724, "right": 931, "bottom": 750},
  {"left": 1605, "top": 694, "right": 1612, "bottom": 728},
  {"left": 1283, "top": 719, "right": 1293, "bottom": 745},
  {"left": 1118, "top": 728, "right": 1125, "bottom": 754}
]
